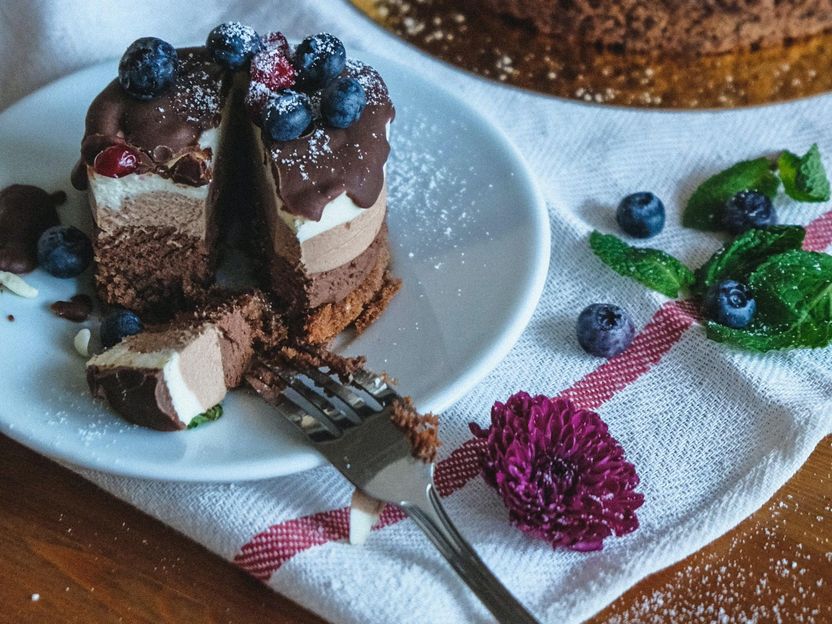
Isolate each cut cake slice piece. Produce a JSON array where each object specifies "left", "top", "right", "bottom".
[{"left": 86, "top": 290, "right": 284, "bottom": 430}]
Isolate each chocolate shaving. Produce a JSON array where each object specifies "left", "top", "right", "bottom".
[{"left": 50, "top": 294, "right": 93, "bottom": 322}]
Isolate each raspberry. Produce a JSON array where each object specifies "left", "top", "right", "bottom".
[
  {"left": 245, "top": 81, "right": 274, "bottom": 123},
  {"left": 261, "top": 31, "right": 291, "bottom": 58},
  {"left": 250, "top": 45, "right": 296, "bottom": 92},
  {"left": 93, "top": 145, "right": 140, "bottom": 178}
]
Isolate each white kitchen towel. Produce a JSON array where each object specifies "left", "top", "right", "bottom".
[{"left": 3, "top": 2, "right": 832, "bottom": 622}]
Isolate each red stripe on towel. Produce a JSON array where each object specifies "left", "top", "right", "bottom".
[
  {"left": 561, "top": 299, "right": 698, "bottom": 410},
  {"left": 803, "top": 209, "right": 832, "bottom": 252},
  {"left": 233, "top": 299, "right": 697, "bottom": 580}
]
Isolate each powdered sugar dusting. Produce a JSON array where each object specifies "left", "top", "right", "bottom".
[
  {"left": 171, "top": 50, "right": 224, "bottom": 126},
  {"left": 346, "top": 59, "right": 388, "bottom": 106},
  {"left": 600, "top": 441, "right": 832, "bottom": 623},
  {"left": 387, "top": 105, "right": 485, "bottom": 281}
]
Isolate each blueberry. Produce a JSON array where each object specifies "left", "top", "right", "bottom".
[
  {"left": 722, "top": 190, "right": 776, "bottom": 234},
  {"left": 100, "top": 310, "right": 144, "bottom": 349},
  {"left": 321, "top": 77, "right": 367, "bottom": 129},
  {"left": 576, "top": 303, "right": 636, "bottom": 358},
  {"left": 37, "top": 226, "right": 93, "bottom": 278},
  {"left": 206, "top": 22, "right": 262, "bottom": 71},
  {"left": 703, "top": 280, "right": 756, "bottom": 329},
  {"left": 261, "top": 90, "right": 313, "bottom": 142},
  {"left": 616, "top": 192, "right": 665, "bottom": 238},
  {"left": 118, "top": 38, "right": 177, "bottom": 100},
  {"left": 293, "top": 33, "right": 346, "bottom": 90}
]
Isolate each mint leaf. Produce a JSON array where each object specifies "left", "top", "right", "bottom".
[
  {"left": 683, "top": 158, "right": 780, "bottom": 230},
  {"left": 750, "top": 250, "right": 832, "bottom": 326},
  {"left": 589, "top": 231, "right": 694, "bottom": 298},
  {"left": 693, "top": 226, "right": 805, "bottom": 296},
  {"left": 186, "top": 404, "right": 223, "bottom": 429},
  {"left": 706, "top": 319, "right": 832, "bottom": 352},
  {"left": 777, "top": 144, "right": 831, "bottom": 203},
  {"left": 706, "top": 250, "right": 832, "bottom": 351}
]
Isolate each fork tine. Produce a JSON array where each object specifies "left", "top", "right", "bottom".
[
  {"left": 298, "top": 366, "right": 378, "bottom": 421},
  {"left": 275, "top": 370, "right": 357, "bottom": 433},
  {"left": 350, "top": 369, "right": 401, "bottom": 407},
  {"left": 273, "top": 394, "right": 340, "bottom": 443}
]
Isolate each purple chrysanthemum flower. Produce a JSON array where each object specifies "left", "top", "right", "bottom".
[{"left": 470, "top": 392, "right": 644, "bottom": 552}]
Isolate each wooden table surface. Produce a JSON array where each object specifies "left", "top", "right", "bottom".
[{"left": 2, "top": 433, "right": 830, "bottom": 624}]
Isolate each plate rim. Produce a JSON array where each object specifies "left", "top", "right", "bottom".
[{"left": 0, "top": 51, "right": 550, "bottom": 482}]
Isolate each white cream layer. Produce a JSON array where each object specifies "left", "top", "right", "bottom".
[
  {"left": 257, "top": 121, "right": 389, "bottom": 244},
  {"left": 88, "top": 122, "right": 222, "bottom": 210}
]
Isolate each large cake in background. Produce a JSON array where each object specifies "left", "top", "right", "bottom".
[
  {"left": 480, "top": 0, "right": 832, "bottom": 56},
  {"left": 72, "top": 27, "right": 399, "bottom": 343}
]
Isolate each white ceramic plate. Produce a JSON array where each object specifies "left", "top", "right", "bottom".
[{"left": 0, "top": 53, "right": 549, "bottom": 481}]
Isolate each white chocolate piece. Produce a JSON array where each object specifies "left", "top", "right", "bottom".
[
  {"left": 74, "top": 328, "right": 91, "bottom": 358},
  {"left": 349, "top": 489, "right": 385, "bottom": 545},
  {"left": 0, "top": 271, "right": 38, "bottom": 298}
]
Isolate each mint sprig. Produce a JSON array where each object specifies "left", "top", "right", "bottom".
[
  {"left": 706, "top": 250, "right": 832, "bottom": 351},
  {"left": 187, "top": 404, "right": 223, "bottom": 429},
  {"left": 589, "top": 231, "right": 694, "bottom": 298},
  {"left": 683, "top": 158, "right": 780, "bottom": 231},
  {"left": 777, "top": 144, "right": 831, "bottom": 203},
  {"left": 693, "top": 226, "right": 805, "bottom": 296}
]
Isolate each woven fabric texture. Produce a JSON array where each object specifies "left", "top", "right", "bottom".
[{"left": 3, "top": 2, "right": 831, "bottom": 622}]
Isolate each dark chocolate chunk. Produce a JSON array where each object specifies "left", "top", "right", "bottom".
[
  {"left": 50, "top": 294, "right": 94, "bottom": 322},
  {"left": 0, "top": 185, "right": 64, "bottom": 273}
]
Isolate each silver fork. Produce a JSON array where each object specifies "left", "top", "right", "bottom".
[{"left": 248, "top": 361, "right": 540, "bottom": 624}]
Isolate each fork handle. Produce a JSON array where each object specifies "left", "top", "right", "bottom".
[{"left": 402, "top": 485, "right": 540, "bottom": 624}]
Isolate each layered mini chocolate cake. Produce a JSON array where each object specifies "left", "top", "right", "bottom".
[
  {"left": 247, "top": 56, "right": 399, "bottom": 343},
  {"left": 480, "top": 0, "right": 832, "bottom": 56},
  {"left": 72, "top": 46, "right": 234, "bottom": 317},
  {"left": 87, "top": 290, "right": 283, "bottom": 430},
  {"left": 73, "top": 28, "right": 400, "bottom": 342}
]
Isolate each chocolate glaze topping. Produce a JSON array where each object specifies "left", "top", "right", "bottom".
[
  {"left": 0, "top": 185, "right": 64, "bottom": 273},
  {"left": 72, "top": 48, "right": 229, "bottom": 190},
  {"left": 266, "top": 60, "right": 395, "bottom": 221},
  {"left": 50, "top": 294, "right": 94, "bottom": 322}
]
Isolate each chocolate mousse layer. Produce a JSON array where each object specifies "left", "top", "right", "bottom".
[
  {"left": 87, "top": 326, "right": 227, "bottom": 431},
  {"left": 260, "top": 219, "right": 400, "bottom": 343},
  {"left": 87, "top": 290, "right": 284, "bottom": 430},
  {"left": 0, "top": 185, "right": 64, "bottom": 273}
]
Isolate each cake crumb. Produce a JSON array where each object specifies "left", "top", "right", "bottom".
[{"left": 390, "top": 396, "right": 440, "bottom": 462}]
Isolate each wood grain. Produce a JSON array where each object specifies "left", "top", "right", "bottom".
[{"left": 1, "top": 433, "right": 829, "bottom": 623}]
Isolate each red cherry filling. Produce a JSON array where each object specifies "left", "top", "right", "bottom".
[{"left": 93, "top": 145, "right": 140, "bottom": 178}]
